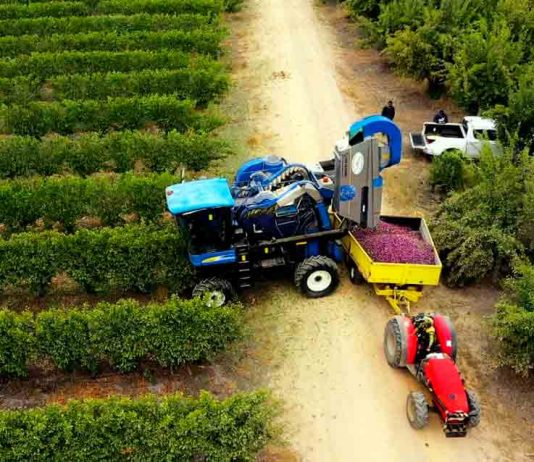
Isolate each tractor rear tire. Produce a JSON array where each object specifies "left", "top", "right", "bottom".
[
  {"left": 295, "top": 256, "right": 339, "bottom": 298},
  {"left": 466, "top": 390, "right": 481, "bottom": 428},
  {"left": 384, "top": 316, "right": 407, "bottom": 368},
  {"left": 441, "top": 315, "right": 458, "bottom": 361},
  {"left": 192, "top": 278, "right": 235, "bottom": 307},
  {"left": 406, "top": 391, "right": 429, "bottom": 430}
]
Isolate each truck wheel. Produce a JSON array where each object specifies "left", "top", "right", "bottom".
[
  {"left": 295, "top": 256, "right": 339, "bottom": 298},
  {"left": 384, "top": 316, "right": 407, "bottom": 368},
  {"left": 466, "top": 390, "right": 481, "bottom": 428},
  {"left": 192, "top": 278, "right": 235, "bottom": 307},
  {"left": 347, "top": 261, "right": 364, "bottom": 285},
  {"left": 406, "top": 391, "right": 429, "bottom": 429}
]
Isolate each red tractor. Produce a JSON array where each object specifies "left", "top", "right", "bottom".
[{"left": 384, "top": 313, "right": 481, "bottom": 437}]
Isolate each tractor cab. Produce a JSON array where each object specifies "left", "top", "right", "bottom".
[{"left": 166, "top": 178, "right": 237, "bottom": 265}]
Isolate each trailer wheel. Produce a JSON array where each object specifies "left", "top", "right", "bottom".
[
  {"left": 192, "top": 278, "right": 235, "bottom": 307},
  {"left": 384, "top": 316, "right": 407, "bottom": 368},
  {"left": 406, "top": 391, "right": 429, "bottom": 429},
  {"left": 347, "top": 260, "right": 364, "bottom": 285},
  {"left": 295, "top": 256, "right": 339, "bottom": 298},
  {"left": 466, "top": 390, "right": 481, "bottom": 428}
]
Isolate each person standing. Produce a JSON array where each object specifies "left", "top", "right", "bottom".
[
  {"left": 433, "top": 109, "right": 448, "bottom": 124},
  {"left": 381, "top": 100, "right": 395, "bottom": 120}
]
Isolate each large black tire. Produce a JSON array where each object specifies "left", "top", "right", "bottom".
[
  {"left": 294, "top": 256, "right": 339, "bottom": 298},
  {"left": 384, "top": 316, "right": 408, "bottom": 368},
  {"left": 347, "top": 260, "right": 364, "bottom": 285},
  {"left": 441, "top": 315, "right": 458, "bottom": 361},
  {"left": 466, "top": 390, "right": 481, "bottom": 428},
  {"left": 406, "top": 391, "right": 429, "bottom": 429},
  {"left": 192, "top": 278, "right": 235, "bottom": 307}
]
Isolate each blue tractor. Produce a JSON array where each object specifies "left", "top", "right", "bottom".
[{"left": 166, "top": 115, "right": 402, "bottom": 306}]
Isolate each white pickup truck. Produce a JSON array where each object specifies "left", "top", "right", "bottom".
[{"left": 409, "top": 116, "right": 500, "bottom": 158}]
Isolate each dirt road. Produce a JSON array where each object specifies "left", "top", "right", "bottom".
[
  {"left": 236, "top": 0, "right": 354, "bottom": 165},
  {"left": 229, "top": 1, "right": 530, "bottom": 461}
]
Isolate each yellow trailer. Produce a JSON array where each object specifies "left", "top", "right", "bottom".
[{"left": 333, "top": 214, "right": 442, "bottom": 314}]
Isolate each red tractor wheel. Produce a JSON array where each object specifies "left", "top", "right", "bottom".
[
  {"left": 384, "top": 316, "right": 408, "bottom": 368},
  {"left": 406, "top": 391, "right": 429, "bottom": 429}
]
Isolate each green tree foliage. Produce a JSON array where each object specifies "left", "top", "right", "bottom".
[
  {"left": 517, "top": 160, "right": 534, "bottom": 250},
  {"left": 489, "top": 64, "right": 534, "bottom": 154},
  {"left": 0, "top": 310, "right": 34, "bottom": 377},
  {"left": 432, "top": 148, "right": 533, "bottom": 285},
  {"left": 344, "top": 0, "right": 387, "bottom": 20},
  {"left": 0, "top": 131, "right": 229, "bottom": 178},
  {"left": 375, "top": 0, "right": 426, "bottom": 36},
  {"left": 0, "top": 1, "right": 89, "bottom": 20},
  {"left": 96, "top": 0, "right": 224, "bottom": 17},
  {"left": 345, "top": 0, "right": 534, "bottom": 151},
  {"left": 429, "top": 149, "right": 476, "bottom": 192},
  {"left": 0, "top": 172, "right": 181, "bottom": 232},
  {"left": 0, "top": 50, "right": 208, "bottom": 79},
  {"left": 0, "top": 66, "right": 229, "bottom": 105},
  {"left": 0, "top": 224, "right": 192, "bottom": 295},
  {"left": 383, "top": 0, "right": 489, "bottom": 92},
  {"left": 0, "top": 28, "right": 226, "bottom": 58},
  {"left": 223, "top": 0, "right": 244, "bottom": 12},
  {"left": 447, "top": 19, "right": 523, "bottom": 113},
  {"left": 496, "top": 0, "right": 534, "bottom": 60},
  {"left": 0, "top": 13, "right": 214, "bottom": 37},
  {"left": 0, "top": 391, "right": 272, "bottom": 461},
  {"left": 0, "top": 297, "right": 242, "bottom": 376},
  {"left": 0, "top": 0, "right": 225, "bottom": 16},
  {"left": 0, "top": 95, "right": 222, "bottom": 136},
  {"left": 492, "top": 262, "right": 534, "bottom": 374},
  {"left": 385, "top": 24, "right": 445, "bottom": 91},
  {"left": 502, "top": 262, "right": 534, "bottom": 311}
]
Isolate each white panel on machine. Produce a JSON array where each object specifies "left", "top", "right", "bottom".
[{"left": 333, "top": 137, "right": 382, "bottom": 229}]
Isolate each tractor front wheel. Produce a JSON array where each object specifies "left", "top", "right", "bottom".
[
  {"left": 295, "top": 256, "right": 339, "bottom": 298},
  {"left": 466, "top": 390, "right": 481, "bottom": 428},
  {"left": 192, "top": 278, "right": 235, "bottom": 307},
  {"left": 406, "top": 391, "right": 429, "bottom": 429}
]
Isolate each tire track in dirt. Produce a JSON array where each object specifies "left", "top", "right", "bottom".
[{"left": 236, "top": 1, "right": 527, "bottom": 460}]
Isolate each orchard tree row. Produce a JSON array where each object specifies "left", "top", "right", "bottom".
[
  {"left": 344, "top": 0, "right": 534, "bottom": 374},
  {"left": 345, "top": 0, "right": 534, "bottom": 154}
]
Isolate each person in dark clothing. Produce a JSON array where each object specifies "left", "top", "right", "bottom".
[
  {"left": 381, "top": 100, "right": 395, "bottom": 120},
  {"left": 413, "top": 314, "right": 437, "bottom": 365},
  {"left": 433, "top": 109, "right": 448, "bottom": 124}
]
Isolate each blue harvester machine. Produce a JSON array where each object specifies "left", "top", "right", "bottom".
[{"left": 166, "top": 116, "right": 403, "bottom": 306}]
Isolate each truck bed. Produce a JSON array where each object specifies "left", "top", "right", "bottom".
[
  {"left": 409, "top": 132, "right": 426, "bottom": 150},
  {"left": 410, "top": 123, "right": 466, "bottom": 152}
]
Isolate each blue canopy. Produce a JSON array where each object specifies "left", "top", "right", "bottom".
[{"left": 166, "top": 178, "right": 235, "bottom": 215}]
